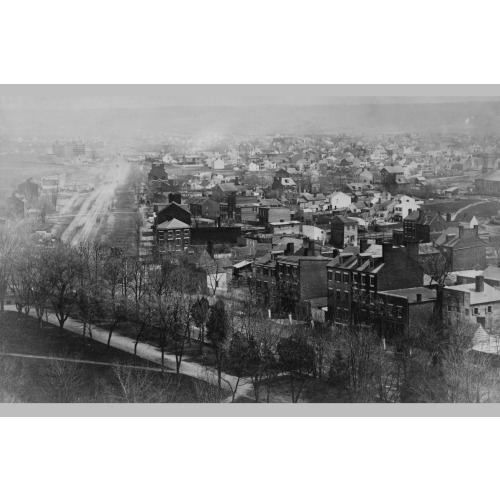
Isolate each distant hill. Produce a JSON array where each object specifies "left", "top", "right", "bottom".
[{"left": 2, "top": 101, "right": 500, "bottom": 138}]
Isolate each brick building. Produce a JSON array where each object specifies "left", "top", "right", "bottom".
[
  {"left": 156, "top": 219, "right": 191, "bottom": 251},
  {"left": 330, "top": 215, "right": 358, "bottom": 248},
  {"left": 326, "top": 243, "right": 424, "bottom": 327},
  {"left": 434, "top": 225, "right": 487, "bottom": 272},
  {"left": 155, "top": 202, "right": 192, "bottom": 227},
  {"left": 444, "top": 275, "right": 500, "bottom": 329}
]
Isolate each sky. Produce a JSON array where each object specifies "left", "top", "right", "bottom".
[{"left": 2, "top": 95, "right": 500, "bottom": 110}]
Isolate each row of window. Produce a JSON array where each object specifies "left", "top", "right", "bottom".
[
  {"left": 448, "top": 305, "right": 493, "bottom": 315},
  {"left": 328, "top": 270, "right": 375, "bottom": 287}
]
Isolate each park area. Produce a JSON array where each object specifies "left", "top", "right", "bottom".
[{"left": 0, "top": 311, "right": 216, "bottom": 403}]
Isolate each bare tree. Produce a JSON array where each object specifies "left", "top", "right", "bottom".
[
  {"left": 44, "top": 244, "right": 82, "bottom": 332},
  {"left": 0, "top": 219, "right": 22, "bottom": 313},
  {"left": 277, "top": 332, "right": 316, "bottom": 403}
]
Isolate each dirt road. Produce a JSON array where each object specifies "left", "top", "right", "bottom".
[{"left": 60, "top": 159, "right": 131, "bottom": 246}]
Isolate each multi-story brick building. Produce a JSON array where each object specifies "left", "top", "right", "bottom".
[
  {"left": 444, "top": 275, "right": 500, "bottom": 329},
  {"left": 156, "top": 219, "right": 191, "bottom": 251},
  {"left": 434, "top": 225, "right": 487, "bottom": 272},
  {"left": 155, "top": 202, "right": 192, "bottom": 227},
  {"left": 258, "top": 206, "right": 291, "bottom": 226},
  {"left": 254, "top": 245, "right": 329, "bottom": 315},
  {"left": 402, "top": 210, "right": 447, "bottom": 243},
  {"left": 326, "top": 243, "right": 424, "bottom": 327},
  {"left": 330, "top": 215, "right": 358, "bottom": 248}
]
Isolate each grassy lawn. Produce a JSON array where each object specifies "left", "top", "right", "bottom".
[
  {"left": 423, "top": 199, "right": 500, "bottom": 217},
  {"left": 0, "top": 312, "right": 217, "bottom": 403}
]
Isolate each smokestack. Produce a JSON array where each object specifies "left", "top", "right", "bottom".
[{"left": 476, "top": 275, "right": 485, "bottom": 293}]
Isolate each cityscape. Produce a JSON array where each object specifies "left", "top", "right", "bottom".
[{"left": 2, "top": 96, "right": 500, "bottom": 403}]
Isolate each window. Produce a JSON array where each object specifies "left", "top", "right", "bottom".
[
  {"left": 473, "top": 307, "right": 479, "bottom": 316},
  {"left": 257, "top": 267, "right": 261, "bottom": 275},
  {"left": 465, "top": 308, "right": 469, "bottom": 315},
  {"left": 352, "top": 273, "right": 358, "bottom": 284},
  {"left": 369, "top": 275, "right": 375, "bottom": 287},
  {"left": 176, "top": 238, "right": 181, "bottom": 246},
  {"left": 396, "top": 306, "right": 403, "bottom": 318},
  {"left": 336, "top": 291, "right": 341, "bottom": 302},
  {"left": 487, "top": 306, "right": 493, "bottom": 314},
  {"left": 327, "top": 270, "right": 333, "bottom": 280},
  {"left": 344, "top": 290, "right": 349, "bottom": 301},
  {"left": 335, "top": 272, "right": 341, "bottom": 283},
  {"left": 184, "top": 229, "right": 190, "bottom": 236},
  {"left": 343, "top": 273, "right": 349, "bottom": 284},
  {"left": 263, "top": 268, "right": 269, "bottom": 277}
]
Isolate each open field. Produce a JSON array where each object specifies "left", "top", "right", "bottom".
[
  {"left": 0, "top": 312, "right": 211, "bottom": 402},
  {"left": 423, "top": 199, "right": 500, "bottom": 217}
]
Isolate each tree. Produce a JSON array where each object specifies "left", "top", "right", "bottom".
[
  {"left": 44, "top": 244, "right": 82, "bottom": 332},
  {"left": 277, "top": 332, "right": 316, "bottom": 403},
  {"left": 206, "top": 300, "right": 230, "bottom": 388},
  {"left": 0, "top": 220, "right": 21, "bottom": 313},
  {"left": 191, "top": 296, "right": 210, "bottom": 346}
]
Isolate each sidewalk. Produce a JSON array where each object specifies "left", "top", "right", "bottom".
[{"left": 3, "top": 305, "right": 255, "bottom": 401}]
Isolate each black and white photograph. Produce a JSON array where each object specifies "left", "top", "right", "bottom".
[
  {"left": 3, "top": 94, "right": 500, "bottom": 404},
  {"left": 4, "top": 2, "right": 500, "bottom": 500}
]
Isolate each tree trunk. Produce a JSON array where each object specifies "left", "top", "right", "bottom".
[{"left": 107, "top": 324, "right": 115, "bottom": 348}]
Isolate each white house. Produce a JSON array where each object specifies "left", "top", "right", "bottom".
[
  {"left": 213, "top": 158, "right": 225, "bottom": 170},
  {"left": 247, "top": 161, "right": 260, "bottom": 172},
  {"left": 394, "top": 201, "right": 420, "bottom": 220},
  {"left": 327, "top": 191, "right": 352, "bottom": 210},
  {"left": 302, "top": 225, "right": 327, "bottom": 244}
]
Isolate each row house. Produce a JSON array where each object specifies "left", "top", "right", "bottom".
[
  {"left": 326, "top": 243, "right": 424, "bottom": 332},
  {"left": 254, "top": 244, "right": 329, "bottom": 315}
]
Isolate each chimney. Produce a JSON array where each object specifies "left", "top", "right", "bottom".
[
  {"left": 382, "top": 242, "right": 393, "bottom": 261},
  {"left": 446, "top": 213, "right": 452, "bottom": 222},
  {"left": 416, "top": 293, "right": 422, "bottom": 302},
  {"left": 217, "top": 216, "right": 221, "bottom": 228},
  {"left": 360, "top": 239, "right": 369, "bottom": 253},
  {"left": 459, "top": 225, "right": 464, "bottom": 239},
  {"left": 285, "top": 242, "right": 295, "bottom": 256},
  {"left": 309, "top": 240, "right": 315, "bottom": 256},
  {"left": 476, "top": 275, "right": 485, "bottom": 293},
  {"left": 207, "top": 240, "right": 214, "bottom": 258},
  {"left": 446, "top": 233, "right": 456, "bottom": 243}
]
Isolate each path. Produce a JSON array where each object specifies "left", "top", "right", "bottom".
[
  {"left": 3, "top": 305, "right": 255, "bottom": 402},
  {"left": 455, "top": 200, "right": 489, "bottom": 216},
  {"left": 0, "top": 352, "right": 171, "bottom": 373}
]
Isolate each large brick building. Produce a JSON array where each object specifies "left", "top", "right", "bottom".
[
  {"left": 434, "top": 225, "right": 487, "bottom": 272},
  {"left": 254, "top": 246, "right": 329, "bottom": 315},
  {"left": 156, "top": 219, "right": 191, "bottom": 251},
  {"left": 326, "top": 243, "right": 424, "bottom": 327},
  {"left": 155, "top": 202, "right": 192, "bottom": 227}
]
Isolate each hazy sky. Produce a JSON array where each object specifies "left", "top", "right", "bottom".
[{"left": 2, "top": 96, "right": 500, "bottom": 110}]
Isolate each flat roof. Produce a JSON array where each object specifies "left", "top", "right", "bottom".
[{"left": 378, "top": 287, "right": 437, "bottom": 303}]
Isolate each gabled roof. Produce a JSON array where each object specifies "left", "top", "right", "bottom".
[
  {"left": 331, "top": 215, "right": 358, "bottom": 225},
  {"left": 157, "top": 201, "right": 191, "bottom": 215},
  {"left": 156, "top": 218, "right": 190, "bottom": 230}
]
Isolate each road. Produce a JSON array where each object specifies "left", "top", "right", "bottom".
[{"left": 60, "top": 159, "right": 131, "bottom": 246}]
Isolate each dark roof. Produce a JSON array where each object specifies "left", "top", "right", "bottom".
[{"left": 331, "top": 215, "right": 359, "bottom": 225}]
